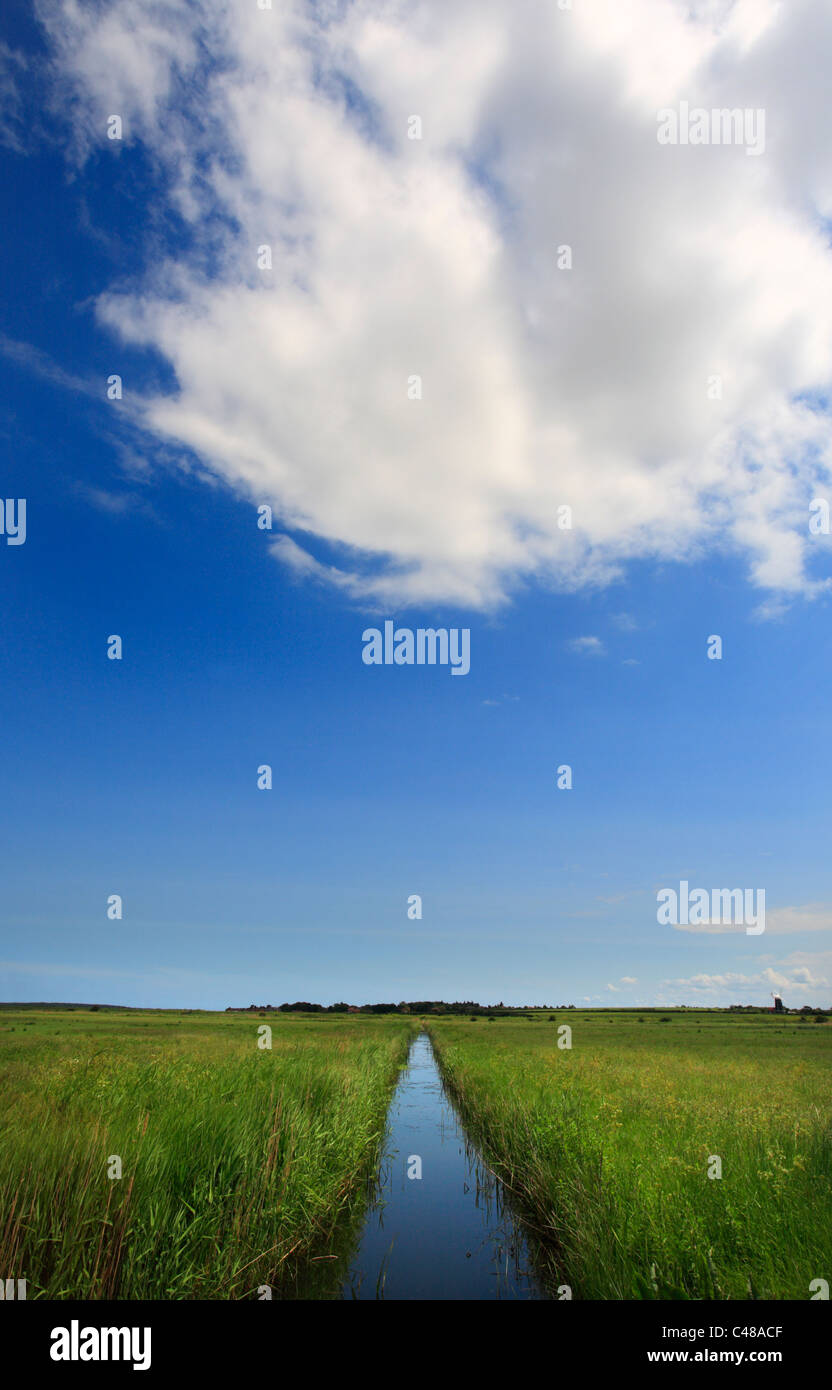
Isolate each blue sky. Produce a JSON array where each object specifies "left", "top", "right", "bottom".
[{"left": 2, "top": 0, "right": 832, "bottom": 1009}]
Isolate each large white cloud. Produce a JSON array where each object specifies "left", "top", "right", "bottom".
[{"left": 37, "top": 0, "right": 832, "bottom": 608}]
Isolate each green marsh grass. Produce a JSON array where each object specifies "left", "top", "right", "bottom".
[
  {"left": 0, "top": 1009, "right": 414, "bottom": 1299},
  {"left": 429, "top": 1011, "right": 832, "bottom": 1300}
]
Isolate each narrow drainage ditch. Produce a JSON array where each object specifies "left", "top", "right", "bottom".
[{"left": 341, "top": 1031, "right": 549, "bottom": 1299}]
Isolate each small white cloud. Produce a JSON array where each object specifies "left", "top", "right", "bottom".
[
  {"left": 481, "top": 693, "right": 520, "bottom": 707},
  {"left": 568, "top": 636, "right": 605, "bottom": 656},
  {"left": 752, "top": 598, "right": 793, "bottom": 622}
]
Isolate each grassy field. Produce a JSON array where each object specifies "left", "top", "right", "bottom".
[
  {"left": 429, "top": 1011, "right": 832, "bottom": 1300},
  {"left": 0, "top": 1008, "right": 414, "bottom": 1299},
  {"left": 3, "top": 1006, "right": 829, "bottom": 1301}
]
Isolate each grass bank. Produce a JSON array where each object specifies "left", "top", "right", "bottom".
[
  {"left": 0, "top": 1009, "right": 415, "bottom": 1298},
  {"left": 428, "top": 1011, "right": 832, "bottom": 1299}
]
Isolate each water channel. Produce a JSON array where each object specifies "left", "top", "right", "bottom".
[{"left": 342, "top": 1032, "right": 548, "bottom": 1299}]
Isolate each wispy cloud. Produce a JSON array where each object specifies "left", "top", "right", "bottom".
[
  {"left": 611, "top": 612, "right": 639, "bottom": 632},
  {"left": 0, "top": 42, "right": 27, "bottom": 154},
  {"left": 0, "top": 331, "right": 94, "bottom": 396},
  {"left": 672, "top": 902, "right": 832, "bottom": 935}
]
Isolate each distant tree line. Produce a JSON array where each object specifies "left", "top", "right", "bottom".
[{"left": 226, "top": 999, "right": 580, "bottom": 1015}]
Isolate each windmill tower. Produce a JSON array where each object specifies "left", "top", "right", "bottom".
[{"left": 771, "top": 992, "right": 784, "bottom": 1014}]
